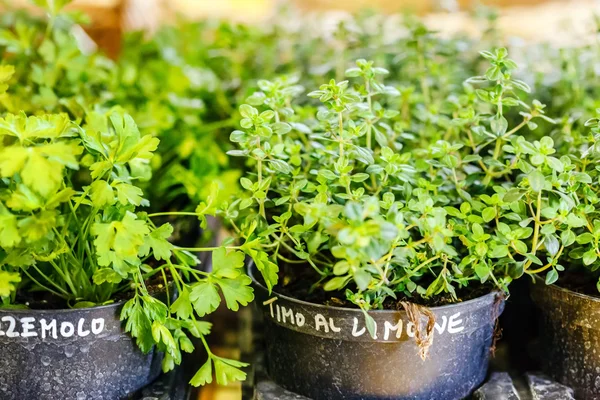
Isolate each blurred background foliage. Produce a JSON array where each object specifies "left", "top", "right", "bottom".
[{"left": 2, "top": 0, "right": 600, "bottom": 50}]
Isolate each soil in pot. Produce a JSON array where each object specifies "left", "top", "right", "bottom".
[
  {"left": 251, "top": 265, "right": 505, "bottom": 400},
  {"left": 0, "top": 302, "right": 162, "bottom": 400},
  {"left": 530, "top": 276, "right": 600, "bottom": 400}
]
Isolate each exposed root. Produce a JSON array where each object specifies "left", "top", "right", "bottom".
[
  {"left": 490, "top": 291, "right": 507, "bottom": 356},
  {"left": 400, "top": 301, "right": 436, "bottom": 360}
]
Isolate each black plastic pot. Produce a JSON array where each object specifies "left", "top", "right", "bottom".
[
  {"left": 530, "top": 279, "right": 600, "bottom": 400},
  {"left": 251, "top": 267, "right": 505, "bottom": 400},
  {"left": 0, "top": 302, "right": 162, "bottom": 400}
]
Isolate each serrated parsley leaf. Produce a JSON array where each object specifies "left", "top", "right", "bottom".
[
  {"left": 212, "top": 247, "right": 245, "bottom": 279},
  {"left": 190, "top": 358, "right": 213, "bottom": 387},
  {"left": 121, "top": 298, "right": 154, "bottom": 354},
  {"left": 0, "top": 204, "right": 20, "bottom": 247},
  {"left": 91, "top": 211, "right": 149, "bottom": 277},
  {"left": 213, "top": 356, "right": 248, "bottom": 385},
  {"left": 213, "top": 274, "right": 253, "bottom": 312},
  {"left": 0, "top": 271, "right": 21, "bottom": 297},
  {"left": 114, "top": 182, "right": 145, "bottom": 206},
  {"left": 169, "top": 286, "right": 193, "bottom": 320},
  {"left": 92, "top": 268, "right": 122, "bottom": 285},
  {"left": 89, "top": 180, "right": 115, "bottom": 208},
  {"left": 189, "top": 280, "right": 221, "bottom": 317},
  {"left": 139, "top": 223, "right": 174, "bottom": 261}
]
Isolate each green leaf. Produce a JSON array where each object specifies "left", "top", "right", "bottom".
[
  {"left": 546, "top": 157, "right": 564, "bottom": 172},
  {"left": 189, "top": 281, "right": 221, "bottom": 317},
  {"left": 92, "top": 211, "right": 149, "bottom": 276},
  {"left": 545, "top": 235, "right": 560, "bottom": 256},
  {"left": 0, "top": 65, "right": 14, "bottom": 94},
  {"left": 140, "top": 223, "right": 174, "bottom": 261},
  {"left": 0, "top": 271, "right": 21, "bottom": 297},
  {"left": 354, "top": 269, "right": 372, "bottom": 291},
  {"left": 0, "top": 205, "right": 20, "bottom": 247},
  {"left": 362, "top": 309, "right": 377, "bottom": 339},
  {"left": 0, "top": 146, "right": 28, "bottom": 177},
  {"left": 121, "top": 298, "right": 155, "bottom": 353},
  {"left": 545, "top": 269, "right": 558, "bottom": 285},
  {"left": 576, "top": 233, "right": 594, "bottom": 244},
  {"left": 474, "top": 264, "right": 489, "bottom": 280},
  {"left": 323, "top": 275, "right": 351, "bottom": 291},
  {"left": 162, "top": 353, "right": 175, "bottom": 373},
  {"left": 151, "top": 321, "right": 178, "bottom": 356},
  {"left": 90, "top": 180, "right": 115, "bottom": 208},
  {"left": 239, "top": 104, "right": 258, "bottom": 119},
  {"left": 143, "top": 295, "right": 168, "bottom": 323},
  {"left": 482, "top": 207, "right": 496, "bottom": 223},
  {"left": 213, "top": 357, "right": 248, "bottom": 385},
  {"left": 170, "top": 287, "right": 193, "bottom": 320},
  {"left": 114, "top": 182, "right": 145, "bottom": 206},
  {"left": 490, "top": 245, "right": 508, "bottom": 258},
  {"left": 190, "top": 358, "right": 213, "bottom": 387},
  {"left": 92, "top": 268, "right": 123, "bottom": 285},
  {"left": 20, "top": 151, "right": 63, "bottom": 198},
  {"left": 176, "top": 330, "right": 195, "bottom": 353},
  {"left": 251, "top": 250, "right": 279, "bottom": 292},
  {"left": 561, "top": 230, "right": 576, "bottom": 247},
  {"left": 503, "top": 189, "right": 525, "bottom": 202},
  {"left": 212, "top": 247, "right": 245, "bottom": 279},
  {"left": 214, "top": 274, "right": 254, "bottom": 312},
  {"left": 186, "top": 320, "right": 212, "bottom": 338},
  {"left": 583, "top": 249, "right": 598, "bottom": 266},
  {"left": 528, "top": 170, "right": 545, "bottom": 192},
  {"left": 490, "top": 116, "right": 508, "bottom": 137}
]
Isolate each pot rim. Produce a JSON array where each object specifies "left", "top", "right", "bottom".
[
  {"left": 249, "top": 261, "right": 503, "bottom": 314},
  {"left": 532, "top": 275, "right": 600, "bottom": 303},
  {"left": 0, "top": 299, "right": 125, "bottom": 314}
]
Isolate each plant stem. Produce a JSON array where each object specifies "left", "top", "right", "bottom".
[
  {"left": 365, "top": 78, "right": 372, "bottom": 150},
  {"left": 397, "top": 255, "right": 441, "bottom": 284},
  {"left": 31, "top": 264, "right": 70, "bottom": 296},
  {"left": 524, "top": 192, "right": 543, "bottom": 271},
  {"left": 527, "top": 245, "right": 564, "bottom": 274},
  {"left": 501, "top": 119, "right": 528, "bottom": 139},
  {"left": 23, "top": 270, "right": 67, "bottom": 300},
  {"left": 338, "top": 111, "right": 344, "bottom": 158},
  {"left": 147, "top": 211, "right": 199, "bottom": 218},
  {"left": 174, "top": 246, "right": 239, "bottom": 252},
  {"left": 257, "top": 137, "right": 266, "bottom": 218}
]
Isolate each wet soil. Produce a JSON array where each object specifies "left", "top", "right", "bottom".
[
  {"left": 555, "top": 268, "right": 600, "bottom": 297},
  {"left": 267, "top": 263, "right": 495, "bottom": 310}
]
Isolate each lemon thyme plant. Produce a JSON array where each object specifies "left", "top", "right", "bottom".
[
  {"left": 210, "top": 49, "right": 600, "bottom": 337},
  {"left": 0, "top": 104, "right": 253, "bottom": 386}
]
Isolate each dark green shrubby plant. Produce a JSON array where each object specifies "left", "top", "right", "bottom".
[{"left": 211, "top": 46, "right": 600, "bottom": 337}]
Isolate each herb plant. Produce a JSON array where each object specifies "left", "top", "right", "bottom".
[
  {"left": 214, "top": 46, "right": 600, "bottom": 338},
  {"left": 0, "top": 104, "right": 252, "bottom": 385}
]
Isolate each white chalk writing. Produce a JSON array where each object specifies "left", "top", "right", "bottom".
[
  {"left": 0, "top": 316, "right": 105, "bottom": 339},
  {"left": 263, "top": 297, "right": 467, "bottom": 339}
]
